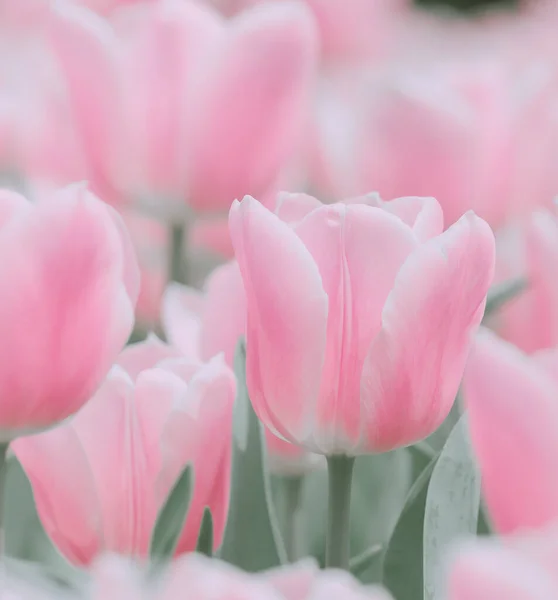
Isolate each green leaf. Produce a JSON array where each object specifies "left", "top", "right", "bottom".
[
  {"left": 350, "top": 544, "right": 383, "bottom": 578},
  {"left": 382, "top": 454, "right": 438, "bottom": 600},
  {"left": 219, "top": 340, "right": 286, "bottom": 571},
  {"left": 423, "top": 416, "right": 481, "bottom": 600},
  {"left": 483, "top": 277, "right": 527, "bottom": 319},
  {"left": 196, "top": 508, "right": 214, "bottom": 557},
  {"left": 149, "top": 464, "right": 193, "bottom": 562}
]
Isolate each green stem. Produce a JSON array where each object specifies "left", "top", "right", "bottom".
[
  {"left": 169, "top": 221, "right": 189, "bottom": 285},
  {"left": 326, "top": 455, "right": 355, "bottom": 569},
  {"left": 282, "top": 476, "right": 304, "bottom": 562},
  {"left": 0, "top": 443, "right": 9, "bottom": 558}
]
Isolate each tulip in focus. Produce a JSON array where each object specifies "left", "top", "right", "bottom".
[
  {"left": 162, "top": 261, "right": 319, "bottom": 475},
  {"left": 489, "top": 209, "right": 558, "bottom": 354},
  {"left": 463, "top": 328, "right": 558, "bottom": 534},
  {"left": 13, "top": 336, "right": 235, "bottom": 565},
  {"left": 230, "top": 192, "right": 495, "bottom": 455},
  {"left": 0, "top": 184, "right": 138, "bottom": 440}
]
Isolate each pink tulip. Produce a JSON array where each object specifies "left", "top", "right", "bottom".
[
  {"left": 0, "top": 184, "right": 138, "bottom": 440},
  {"left": 163, "top": 260, "right": 320, "bottom": 475},
  {"left": 13, "top": 336, "right": 235, "bottom": 565},
  {"left": 309, "top": 61, "right": 558, "bottom": 229},
  {"left": 230, "top": 192, "right": 494, "bottom": 455},
  {"left": 48, "top": 0, "right": 317, "bottom": 216},
  {"left": 463, "top": 328, "right": 558, "bottom": 534},
  {"left": 183, "top": 1, "right": 317, "bottom": 214},
  {"left": 448, "top": 526, "right": 558, "bottom": 600},
  {"left": 490, "top": 209, "right": 558, "bottom": 354},
  {"left": 90, "top": 552, "right": 393, "bottom": 600}
]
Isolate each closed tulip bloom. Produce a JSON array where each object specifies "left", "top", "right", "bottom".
[
  {"left": 230, "top": 193, "right": 494, "bottom": 455},
  {"left": 0, "top": 185, "right": 138, "bottom": 440},
  {"left": 463, "top": 329, "right": 558, "bottom": 534},
  {"left": 448, "top": 526, "right": 558, "bottom": 600},
  {"left": 49, "top": 0, "right": 317, "bottom": 216},
  {"left": 13, "top": 337, "right": 235, "bottom": 565}
]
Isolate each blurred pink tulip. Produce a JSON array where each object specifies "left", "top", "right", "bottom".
[
  {"left": 48, "top": 0, "right": 317, "bottom": 215},
  {"left": 490, "top": 209, "right": 558, "bottom": 354},
  {"left": 448, "top": 525, "right": 558, "bottom": 600},
  {"left": 91, "top": 552, "right": 393, "bottom": 600},
  {"left": 230, "top": 192, "right": 494, "bottom": 455},
  {"left": 13, "top": 336, "right": 235, "bottom": 565},
  {"left": 0, "top": 184, "right": 138, "bottom": 440},
  {"left": 162, "top": 260, "right": 320, "bottom": 475},
  {"left": 309, "top": 61, "right": 558, "bottom": 229},
  {"left": 463, "top": 328, "right": 558, "bottom": 534}
]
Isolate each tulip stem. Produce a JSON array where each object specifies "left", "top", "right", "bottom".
[
  {"left": 169, "top": 221, "right": 189, "bottom": 285},
  {"left": 0, "top": 443, "right": 9, "bottom": 559},
  {"left": 326, "top": 455, "right": 355, "bottom": 570},
  {"left": 282, "top": 476, "right": 304, "bottom": 562}
]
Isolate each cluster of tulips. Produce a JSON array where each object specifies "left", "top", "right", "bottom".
[{"left": 0, "top": 0, "right": 557, "bottom": 599}]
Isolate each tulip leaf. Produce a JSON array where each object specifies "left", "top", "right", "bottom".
[
  {"left": 483, "top": 277, "right": 527, "bottom": 319},
  {"left": 382, "top": 453, "right": 438, "bottom": 600},
  {"left": 196, "top": 507, "right": 214, "bottom": 557},
  {"left": 423, "top": 416, "right": 481, "bottom": 600},
  {"left": 350, "top": 544, "right": 383, "bottom": 578},
  {"left": 149, "top": 464, "right": 193, "bottom": 563},
  {"left": 219, "top": 340, "right": 287, "bottom": 571}
]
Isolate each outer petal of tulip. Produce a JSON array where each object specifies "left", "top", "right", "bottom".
[
  {"left": 157, "top": 356, "right": 235, "bottom": 551},
  {"left": 12, "top": 426, "right": 102, "bottom": 566},
  {"left": 48, "top": 3, "right": 122, "bottom": 203},
  {"left": 295, "top": 203, "right": 418, "bottom": 453},
  {"left": 198, "top": 262, "right": 246, "bottom": 364},
  {"left": 230, "top": 195, "right": 328, "bottom": 444},
  {"left": 360, "top": 212, "right": 495, "bottom": 453},
  {"left": 185, "top": 2, "right": 318, "bottom": 213},
  {"left": 0, "top": 186, "right": 138, "bottom": 437},
  {"left": 120, "top": 0, "right": 223, "bottom": 199},
  {"left": 448, "top": 540, "right": 558, "bottom": 600},
  {"left": 264, "top": 559, "right": 319, "bottom": 600},
  {"left": 463, "top": 329, "right": 558, "bottom": 534}
]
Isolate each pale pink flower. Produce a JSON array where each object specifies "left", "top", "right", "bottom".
[
  {"left": 0, "top": 184, "right": 138, "bottom": 439},
  {"left": 230, "top": 192, "right": 494, "bottom": 454},
  {"left": 463, "top": 328, "right": 558, "bottom": 534},
  {"left": 13, "top": 336, "right": 235, "bottom": 565},
  {"left": 48, "top": 0, "right": 317, "bottom": 215}
]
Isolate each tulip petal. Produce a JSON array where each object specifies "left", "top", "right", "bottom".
[
  {"left": 199, "top": 261, "right": 246, "bottom": 364},
  {"left": 186, "top": 2, "right": 317, "bottom": 212},
  {"left": 0, "top": 193, "right": 135, "bottom": 431},
  {"left": 295, "top": 203, "right": 417, "bottom": 453},
  {"left": 162, "top": 283, "right": 204, "bottom": 360},
  {"left": 13, "top": 429, "right": 102, "bottom": 566},
  {"left": 361, "top": 212, "right": 495, "bottom": 453},
  {"left": 229, "top": 196, "right": 327, "bottom": 443},
  {"left": 463, "top": 330, "right": 558, "bottom": 534}
]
